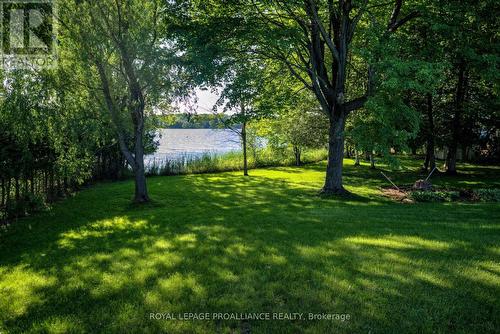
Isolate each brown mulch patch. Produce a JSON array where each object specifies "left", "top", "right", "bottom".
[{"left": 381, "top": 187, "right": 414, "bottom": 203}]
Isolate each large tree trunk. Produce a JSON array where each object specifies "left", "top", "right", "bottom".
[
  {"left": 424, "top": 143, "right": 436, "bottom": 171},
  {"left": 121, "top": 147, "right": 149, "bottom": 204},
  {"left": 445, "top": 62, "right": 468, "bottom": 175},
  {"left": 133, "top": 146, "right": 149, "bottom": 203},
  {"left": 133, "top": 166, "right": 149, "bottom": 203},
  {"left": 322, "top": 113, "right": 346, "bottom": 194},
  {"left": 424, "top": 93, "right": 436, "bottom": 171},
  {"left": 132, "top": 103, "right": 150, "bottom": 203},
  {"left": 445, "top": 148, "right": 457, "bottom": 175}
]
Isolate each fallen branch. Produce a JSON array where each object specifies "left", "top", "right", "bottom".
[{"left": 381, "top": 171, "right": 400, "bottom": 191}]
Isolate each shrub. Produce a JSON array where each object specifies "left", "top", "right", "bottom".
[
  {"left": 146, "top": 148, "right": 328, "bottom": 176},
  {"left": 409, "top": 191, "right": 459, "bottom": 203},
  {"left": 473, "top": 189, "right": 500, "bottom": 202},
  {"left": 5, "top": 193, "right": 47, "bottom": 219}
]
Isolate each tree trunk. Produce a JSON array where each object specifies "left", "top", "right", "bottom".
[
  {"left": 446, "top": 62, "right": 467, "bottom": 175},
  {"left": 424, "top": 93, "right": 436, "bottom": 171},
  {"left": 44, "top": 170, "right": 48, "bottom": 197},
  {"left": 364, "top": 151, "right": 370, "bottom": 161},
  {"left": 49, "top": 168, "right": 54, "bottom": 201},
  {"left": 293, "top": 146, "right": 301, "bottom": 166},
  {"left": 354, "top": 151, "right": 360, "bottom": 166},
  {"left": 6, "top": 178, "right": 11, "bottom": 206},
  {"left": 424, "top": 146, "right": 436, "bottom": 172},
  {"left": 445, "top": 148, "right": 457, "bottom": 175},
  {"left": 96, "top": 59, "right": 149, "bottom": 203},
  {"left": 461, "top": 144, "right": 469, "bottom": 162},
  {"left": 133, "top": 166, "right": 149, "bottom": 203},
  {"left": 242, "top": 119, "right": 249, "bottom": 176},
  {"left": 132, "top": 131, "right": 149, "bottom": 203},
  {"left": 345, "top": 145, "right": 352, "bottom": 158},
  {"left": 241, "top": 104, "right": 249, "bottom": 177},
  {"left": 322, "top": 114, "right": 346, "bottom": 194},
  {"left": 23, "top": 176, "right": 28, "bottom": 196},
  {"left": 30, "top": 172, "right": 35, "bottom": 195},
  {"left": 15, "top": 177, "right": 20, "bottom": 201},
  {"left": 1, "top": 178, "right": 5, "bottom": 208}
]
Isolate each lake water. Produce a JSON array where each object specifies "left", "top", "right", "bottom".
[{"left": 145, "top": 129, "right": 242, "bottom": 165}]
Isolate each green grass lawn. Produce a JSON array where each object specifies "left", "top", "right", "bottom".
[{"left": 1, "top": 159, "right": 499, "bottom": 333}]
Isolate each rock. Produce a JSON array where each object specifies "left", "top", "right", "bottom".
[{"left": 413, "top": 179, "right": 432, "bottom": 190}]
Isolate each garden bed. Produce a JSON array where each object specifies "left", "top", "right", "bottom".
[{"left": 381, "top": 186, "right": 500, "bottom": 203}]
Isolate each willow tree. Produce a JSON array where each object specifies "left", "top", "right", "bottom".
[{"left": 59, "top": 0, "right": 173, "bottom": 202}]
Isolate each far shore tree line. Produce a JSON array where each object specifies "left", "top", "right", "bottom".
[{"left": 1, "top": 0, "right": 498, "bottom": 219}]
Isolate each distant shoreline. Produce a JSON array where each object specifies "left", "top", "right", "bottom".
[
  {"left": 156, "top": 113, "right": 242, "bottom": 130},
  {"left": 162, "top": 126, "right": 243, "bottom": 130}
]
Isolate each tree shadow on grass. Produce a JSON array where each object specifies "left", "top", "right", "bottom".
[{"left": 0, "top": 169, "right": 499, "bottom": 333}]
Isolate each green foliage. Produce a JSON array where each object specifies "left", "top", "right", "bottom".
[
  {"left": 474, "top": 189, "right": 500, "bottom": 202},
  {"left": 255, "top": 91, "right": 329, "bottom": 164},
  {"left": 0, "top": 68, "right": 105, "bottom": 221},
  {"left": 158, "top": 113, "right": 234, "bottom": 129},
  {"left": 409, "top": 190, "right": 460, "bottom": 202},
  {"left": 403, "top": 0, "right": 500, "bottom": 163},
  {"left": 348, "top": 92, "right": 420, "bottom": 168},
  {"left": 5, "top": 194, "right": 48, "bottom": 219}
]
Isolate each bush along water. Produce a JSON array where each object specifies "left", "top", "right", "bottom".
[{"left": 145, "top": 148, "right": 328, "bottom": 177}]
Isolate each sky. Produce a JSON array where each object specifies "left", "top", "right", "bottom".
[{"left": 178, "top": 88, "right": 221, "bottom": 114}]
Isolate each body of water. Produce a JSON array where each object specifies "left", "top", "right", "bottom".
[{"left": 145, "top": 129, "right": 242, "bottom": 165}]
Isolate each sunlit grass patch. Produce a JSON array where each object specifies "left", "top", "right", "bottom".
[
  {"left": 0, "top": 267, "right": 56, "bottom": 320},
  {"left": 343, "top": 235, "right": 453, "bottom": 251}
]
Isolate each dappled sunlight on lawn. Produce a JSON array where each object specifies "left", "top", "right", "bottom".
[
  {"left": 57, "top": 217, "right": 149, "bottom": 249},
  {"left": 343, "top": 235, "right": 453, "bottom": 251},
  {"left": 0, "top": 267, "right": 57, "bottom": 320},
  {"left": 0, "top": 163, "right": 499, "bottom": 333},
  {"left": 461, "top": 261, "right": 500, "bottom": 289}
]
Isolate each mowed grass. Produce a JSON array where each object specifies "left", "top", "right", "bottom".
[{"left": 1, "top": 158, "right": 499, "bottom": 333}]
